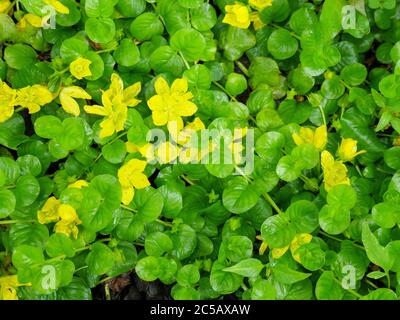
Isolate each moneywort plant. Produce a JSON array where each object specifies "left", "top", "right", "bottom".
[{"left": 1, "top": 0, "right": 400, "bottom": 300}]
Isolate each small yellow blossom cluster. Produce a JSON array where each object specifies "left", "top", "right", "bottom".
[
  {"left": 0, "top": 275, "right": 30, "bottom": 300},
  {"left": 0, "top": 0, "right": 70, "bottom": 30},
  {"left": 37, "top": 195, "right": 83, "bottom": 239},
  {"left": 85, "top": 73, "right": 141, "bottom": 139},
  {"left": 0, "top": 80, "right": 53, "bottom": 123},
  {"left": 223, "top": 0, "right": 273, "bottom": 30},
  {"left": 292, "top": 125, "right": 365, "bottom": 191}
]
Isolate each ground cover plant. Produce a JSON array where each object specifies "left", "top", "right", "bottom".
[{"left": 1, "top": 0, "right": 400, "bottom": 301}]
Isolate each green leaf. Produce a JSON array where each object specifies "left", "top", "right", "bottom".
[
  {"left": 45, "top": 233, "right": 75, "bottom": 260},
  {"left": 225, "top": 73, "right": 247, "bottom": 96},
  {"left": 315, "top": 271, "right": 344, "bottom": 300},
  {"left": 267, "top": 29, "right": 298, "bottom": 60},
  {"left": 133, "top": 187, "right": 163, "bottom": 223},
  {"left": 210, "top": 261, "right": 243, "bottom": 295},
  {"left": 4, "top": 44, "right": 37, "bottom": 70},
  {"left": 85, "top": 17, "right": 116, "bottom": 43},
  {"left": 79, "top": 175, "right": 121, "bottom": 232},
  {"left": 13, "top": 175, "right": 40, "bottom": 207},
  {"left": 255, "top": 131, "right": 285, "bottom": 164},
  {"left": 372, "top": 202, "right": 400, "bottom": 229},
  {"left": 9, "top": 223, "right": 49, "bottom": 249},
  {"left": 327, "top": 184, "right": 357, "bottom": 210},
  {"left": 85, "top": 0, "right": 115, "bottom": 18},
  {"left": 287, "top": 200, "right": 319, "bottom": 233},
  {"left": 296, "top": 242, "right": 325, "bottom": 271},
  {"left": 12, "top": 244, "right": 44, "bottom": 269},
  {"left": 361, "top": 288, "right": 398, "bottom": 300},
  {"left": 222, "top": 177, "right": 260, "bottom": 214},
  {"left": 261, "top": 214, "right": 296, "bottom": 248},
  {"left": 102, "top": 139, "right": 126, "bottom": 164},
  {"left": 159, "top": 183, "right": 183, "bottom": 218},
  {"left": 223, "top": 258, "right": 264, "bottom": 278},
  {"left": 340, "top": 63, "right": 368, "bottom": 86},
  {"left": 366, "top": 271, "right": 386, "bottom": 279},
  {"left": 34, "top": 116, "right": 63, "bottom": 140},
  {"left": 135, "top": 256, "right": 160, "bottom": 281},
  {"left": 113, "top": 38, "right": 140, "bottom": 67},
  {"left": 384, "top": 147, "right": 400, "bottom": 170},
  {"left": 144, "top": 231, "right": 173, "bottom": 257},
  {"left": 251, "top": 279, "right": 276, "bottom": 300},
  {"left": 177, "top": 264, "right": 200, "bottom": 286},
  {"left": 170, "top": 28, "right": 206, "bottom": 62},
  {"left": 191, "top": 3, "right": 217, "bottom": 31},
  {"left": 271, "top": 263, "right": 312, "bottom": 284},
  {"left": 319, "top": 204, "right": 351, "bottom": 235},
  {"left": 361, "top": 223, "right": 393, "bottom": 271},
  {"left": 169, "top": 224, "right": 197, "bottom": 260},
  {"left": 276, "top": 155, "right": 302, "bottom": 182},
  {"left": 117, "top": 0, "right": 146, "bottom": 17},
  {"left": 150, "top": 46, "right": 184, "bottom": 77},
  {"left": 86, "top": 242, "right": 115, "bottom": 276},
  {"left": 0, "top": 188, "right": 16, "bottom": 218},
  {"left": 130, "top": 12, "right": 164, "bottom": 41}
]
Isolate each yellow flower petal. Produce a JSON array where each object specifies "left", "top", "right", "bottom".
[
  {"left": 121, "top": 186, "right": 135, "bottom": 205},
  {"left": 290, "top": 233, "right": 313, "bottom": 263},
  {"left": 249, "top": 0, "right": 273, "bottom": 11},
  {"left": 68, "top": 180, "right": 89, "bottom": 189},
  {"left": 171, "top": 78, "right": 188, "bottom": 94},
  {"left": 69, "top": 57, "right": 92, "bottom": 80},
  {"left": 338, "top": 138, "right": 366, "bottom": 162},
  {"left": 37, "top": 196, "right": 61, "bottom": 224},
  {"left": 123, "top": 82, "right": 141, "bottom": 106},
  {"left": 271, "top": 245, "right": 290, "bottom": 259},
  {"left": 154, "top": 77, "right": 170, "bottom": 95},
  {"left": 314, "top": 125, "right": 327, "bottom": 151},
  {"left": 84, "top": 105, "right": 107, "bottom": 116},
  {"left": 43, "top": 0, "right": 70, "bottom": 14},
  {"left": 155, "top": 141, "right": 180, "bottom": 164},
  {"left": 223, "top": 3, "right": 251, "bottom": 29},
  {"left": 60, "top": 86, "right": 92, "bottom": 116}
]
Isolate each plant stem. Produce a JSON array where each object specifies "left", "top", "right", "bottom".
[
  {"left": 212, "top": 81, "right": 238, "bottom": 102},
  {"left": 0, "top": 219, "right": 35, "bottom": 225},
  {"left": 156, "top": 219, "right": 173, "bottom": 228},
  {"left": 121, "top": 205, "right": 138, "bottom": 213},
  {"left": 235, "top": 61, "right": 249, "bottom": 77},
  {"left": 179, "top": 51, "right": 190, "bottom": 70},
  {"left": 262, "top": 193, "right": 283, "bottom": 215},
  {"left": 181, "top": 175, "right": 195, "bottom": 186}
]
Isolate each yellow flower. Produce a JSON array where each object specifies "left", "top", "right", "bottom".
[
  {"left": 15, "top": 85, "right": 53, "bottom": 114},
  {"left": 337, "top": 138, "right": 366, "bottom": 162},
  {"left": 54, "top": 204, "right": 82, "bottom": 239},
  {"left": 60, "top": 86, "right": 92, "bottom": 116},
  {"left": 17, "top": 13, "right": 44, "bottom": 29},
  {"left": 292, "top": 125, "right": 327, "bottom": 151},
  {"left": 271, "top": 233, "right": 313, "bottom": 262},
  {"left": 69, "top": 57, "right": 92, "bottom": 80},
  {"left": 0, "top": 0, "right": 11, "bottom": 14},
  {"left": 168, "top": 117, "right": 205, "bottom": 146},
  {"left": 0, "top": 275, "right": 30, "bottom": 300},
  {"left": 68, "top": 180, "right": 89, "bottom": 189},
  {"left": 85, "top": 73, "right": 141, "bottom": 139},
  {"left": 250, "top": 12, "right": 265, "bottom": 30},
  {"left": 37, "top": 196, "right": 61, "bottom": 224},
  {"left": 249, "top": 0, "right": 273, "bottom": 11},
  {"left": 321, "top": 150, "right": 350, "bottom": 191},
  {"left": 290, "top": 233, "right": 313, "bottom": 263},
  {"left": 0, "top": 80, "right": 17, "bottom": 123},
  {"left": 118, "top": 159, "right": 150, "bottom": 205},
  {"left": 222, "top": 3, "right": 251, "bottom": 29},
  {"left": 155, "top": 141, "right": 180, "bottom": 164},
  {"left": 147, "top": 77, "right": 197, "bottom": 127},
  {"left": 43, "top": 0, "right": 70, "bottom": 14},
  {"left": 125, "top": 142, "right": 155, "bottom": 162}
]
